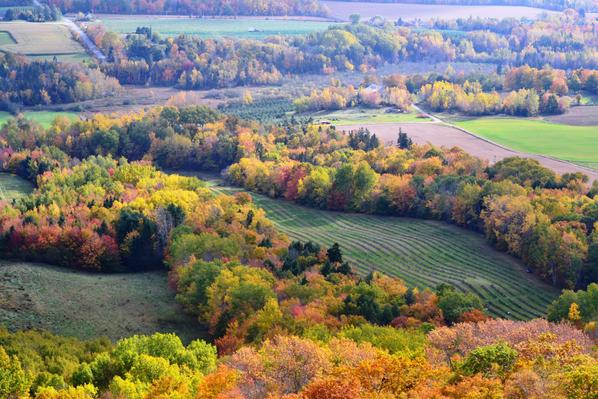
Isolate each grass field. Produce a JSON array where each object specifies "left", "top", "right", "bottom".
[
  {"left": 207, "top": 181, "right": 559, "bottom": 320},
  {"left": 0, "top": 173, "right": 33, "bottom": 200},
  {"left": 311, "top": 107, "right": 431, "bottom": 125},
  {"left": 90, "top": 16, "right": 338, "bottom": 39},
  {"left": 322, "top": 0, "right": 559, "bottom": 21},
  {"left": 0, "top": 111, "right": 79, "bottom": 128},
  {"left": 0, "top": 21, "right": 88, "bottom": 62},
  {"left": 455, "top": 118, "right": 598, "bottom": 168},
  {"left": 0, "top": 261, "right": 204, "bottom": 341},
  {"left": 0, "top": 31, "right": 15, "bottom": 45}
]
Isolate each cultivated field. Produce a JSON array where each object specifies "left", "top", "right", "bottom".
[
  {"left": 208, "top": 181, "right": 559, "bottom": 320},
  {"left": 0, "top": 21, "right": 88, "bottom": 62},
  {"left": 0, "top": 111, "right": 79, "bottom": 128},
  {"left": 0, "top": 261, "right": 203, "bottom": 341},
  {"left": 322, "top": 0, "right": 560, "bottom": 21},
  {"left": 311, "top": 107, "right": 430, "bottom": 125},
  {"left": 337, "top": 122, "right": 598, "bottom": 180},
  {"left": 0, "top": 173, "right": 33, "bottom": 200},
  {"left": 545, "top": 105, "right": 598, "bottom": 126},
  {"left": 89, "top": 16, "right": 338, "bottom": 39},
  {"left": 456, "top": 118, "right": 598, "bottom": 170}
]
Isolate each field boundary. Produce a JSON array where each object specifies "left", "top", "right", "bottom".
[
  {"left": 413, "top": 105, "right": 598, "bottom": 179},
  {"left": 0, "top": 30, "right": 16, "bottom": 44}
]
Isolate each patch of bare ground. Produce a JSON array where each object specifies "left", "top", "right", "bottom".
[
  {"left": 337, "top": 122, "right": 598, "bottom": 181},
  {"left": 544, "top": 106, "right": 598, "bottom": 126}
]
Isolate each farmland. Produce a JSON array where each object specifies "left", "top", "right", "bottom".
[
  {"left": 209, "top": 181, "right": 559, "bottom": 320},
  {"left": 89, "top": 16, "right": 338, "bottom": 39},
  {"left": 455, "top": 118, "right": 598, "bottom": 170},
  {"left": 322, "top": 0, "right": 561, "bottom": 21},
  {"left": 0, "top": 21, "right": 88, "bottom": 62},
  {"left": 0, "top": 173, "right": 33, "bottom": 200},
  {"left": 0, "top": 261, "right": 203, "bottom": 341},
  {"left": 0, "top": 111, "right": 79, "bottom": 128},
  {"left": 310, "top": 107, "right": 431, "bottom": 125},
  {"left": 335, "top": 122, "right": 598, "bottom": 180}
]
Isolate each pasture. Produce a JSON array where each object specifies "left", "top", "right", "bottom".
[
  {"left": 0, "top": 173, "right": 33, "bottom": 200},
  {"left": 311, "top": 107, "right": 430, "bottom": 125},
  {"left": 0, "top": 21, "right": 88, "bottom": 62},
  {"left": 455, "top": 118, "right": 598, "bottom": 170},
  {"left": 0, "top": 111, "right": 79, "bottom": 128},
  {"left": 209, "top": 181, "right": 559, "bottom": 320},
  {"left": 0, "top": 261, "right": 203, "bottom": 341},
  {"left": 90, "top": 16, "right": 338, "bottom": 39},
  {"left": 322, "top": 0, "right": 560, "bottom": 21}
]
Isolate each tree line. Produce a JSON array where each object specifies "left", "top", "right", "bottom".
[
  {"left": 82, "top": 12, "right": 598, "bottom": 92},
  {"left": 44, "top": 0, "right": 328, "bottom": 16},
  {"left": 0, "top": 53, "right": 121, "bottom": 110}
]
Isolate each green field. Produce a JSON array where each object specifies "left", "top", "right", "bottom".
[
  {"left": 0, "top": 172, "right": 33, "bottom": 200},
  {"left": 455, "top": 118, "right": 598, "bottom": 168},
  {"left": 0, "top": 31, "right": 15, "bottom": 45},
  {"left": 311, "top": 107, "right": 431, "bottom": 125},
  {"left": 208, "top": 181, "right": 558, "bottom": 320},
  {"left": 91, "top": 16, "right": 337, "bottom": 39},
  {"left": 0, "top": 261, "right": 203, "bottom": 341},
  {"left": 0, "top": 111, "right": 79, "bottom": 128},
  {"left": 0, "top": 21, "right": 89, "bottom": 62}
]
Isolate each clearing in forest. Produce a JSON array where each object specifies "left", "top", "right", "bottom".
[
  {"left": 0, "top": 21, "right": 88, "bottom": 62},
  {"left": 209, "top": 181, "right": 559, "bottom": 321},
  {"left": 0, "top": 111, "right": 79, "bottom": 129},
  {"left": 0, "top": 261, "right": 204, "bottom": 342},
  {"left": 0, "top": 173, "right": 33, "bottom": 201}
]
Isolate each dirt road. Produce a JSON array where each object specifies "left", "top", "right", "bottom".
[{"left": 338, "top": 122, "right": 598, "bottom": 181}]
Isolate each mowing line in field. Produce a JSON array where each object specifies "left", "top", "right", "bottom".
[{"left": 209, "top": 181, "right": 558, "bottom": 319}]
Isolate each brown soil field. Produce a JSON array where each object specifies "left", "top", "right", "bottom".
[
  {"left": 545, "top": 106, "right": 598, "bottom": 126},
  {"left": 338, "top": 122, "right": 598, "bottom": 181},
  {"left": 322, "top": 1, "right": 561, "bottom": 21}
]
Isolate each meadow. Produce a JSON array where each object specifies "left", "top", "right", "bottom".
[
  {"left": 321, "top": 0, "right": 560, "bottom": 20},
  {"left": 0, "top": 172, "right": 33, "bottom": 200},
  {"left": 311, "top": 107, "right": 431, "bottom": 125},
  {"left": 209, "top": 181, "right": 559, "bottom": 320},
  {"left": 0, "top": 261, "right": 202, "bottom": 341},
  {"left": 0, "top": 21, "right": 88, "bottom": 62},
  {"left": 0, "top": 111, "right": 79, "bottom": 128},
  {"left": 90, "top": 16, "right": 338, "bottom": 39},
  {"left": 455, "top": 118, "right": 598, "bottom": 170}
]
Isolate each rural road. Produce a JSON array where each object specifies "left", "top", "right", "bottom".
[
  {"left": 61, "top": 17, "right": 106, "bottom": 62},
  {"left": 32, "top": 0, "right": 106, "bottom": 62},
  {"left": 338, "top": 117, "right": 598, "bottom": 182}
]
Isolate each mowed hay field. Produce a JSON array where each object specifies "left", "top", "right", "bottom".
[
  {"left": 90, "top": 16, "right": 337, "bottom": 39},
  {"left": 311, "top": 107, "right": 430, "bottom": 126},
  {"left": 0, "top": 261, "right": 203, "bottom": 342},
  {"left": 0, "top": 21, "right": 88, "bottom": 62},
  {"left": 0, "top": 111, "right": 79, "bottom": 128},
  {"left": 0, "top": 172, "right": 33, "bottom": 200},
  {"left": 210, "top": 183, "right": 559, "bottom": 320},
  {"left": 456, "top": 118, "right": 598, "bottom": 170}
]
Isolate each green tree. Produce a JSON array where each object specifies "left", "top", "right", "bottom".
[
  {"left": 0, "top": 347, "right": 30, "bottom": 397},
  {"left": 458, "top": 342, "right": 518, "bottom": 378}
]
